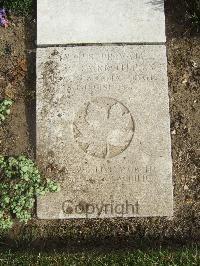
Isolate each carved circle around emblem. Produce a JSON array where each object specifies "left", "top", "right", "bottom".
[{"left": 73, "top": 97, "right": 135, "bottom": 159}]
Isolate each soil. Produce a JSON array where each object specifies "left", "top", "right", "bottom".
[{"left": 0, "top": 0, "right": 199, "bottom": 250}]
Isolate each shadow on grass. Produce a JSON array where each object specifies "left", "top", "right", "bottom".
[
  {"left": 0, "top": 244, "right": 199, "bottom": 265},
  {"left": 24, "top": 2, "right": 36, "bottom": 158}
]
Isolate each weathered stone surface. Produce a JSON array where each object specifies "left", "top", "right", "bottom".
[
  {"left": 37, "top": 0, "right": 166, "bottom": 45},
  {"left": 37, "top": 45, "right": 173, "bottom": 219}
]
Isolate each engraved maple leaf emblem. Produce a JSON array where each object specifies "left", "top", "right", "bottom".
[{"left": 73, "top": 98, "right": 134, "bottom": 159}]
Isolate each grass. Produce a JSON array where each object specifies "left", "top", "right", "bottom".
[
  {"left": 0, "top": 247, "right": 199, "bottom": 266},
  {"left": 0, "top": 0, "right": 33, "bottom": 14}
]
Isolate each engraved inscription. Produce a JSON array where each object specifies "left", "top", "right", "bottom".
[{"left": 73, "top": 97, "right": 134, "bottom": 158}]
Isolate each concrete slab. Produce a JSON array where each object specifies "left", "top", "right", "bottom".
[
  {"left": 37, "top": 45, "right": 173, "bottom": 219},
  {"left": 37, "top": 0, "right": 166, "bottom": 45}
]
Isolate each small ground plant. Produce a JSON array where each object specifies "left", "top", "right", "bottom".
[
  {"left": 0, "top": 156, "right": 60, "bottom": 230},
  {"left": 0, "top": 99, "right": 12, "bottom": 124}
]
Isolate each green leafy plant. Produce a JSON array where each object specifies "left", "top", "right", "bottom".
[
  {"left": 0, "top": 155, "right": 60, "bottom": 231},
  {"left": 185, "top": 0, "right": 200, "bottom": 31},
  {"left": 0, "top": 99, "right": 12, "bottom": 123}
]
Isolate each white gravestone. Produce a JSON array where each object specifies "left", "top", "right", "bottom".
[
  {"left": 37, "top": 45, "right": 173, "bottom": 218},
  {"left": 37, "top": 0, "right": 166, "bottom": 45}
]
